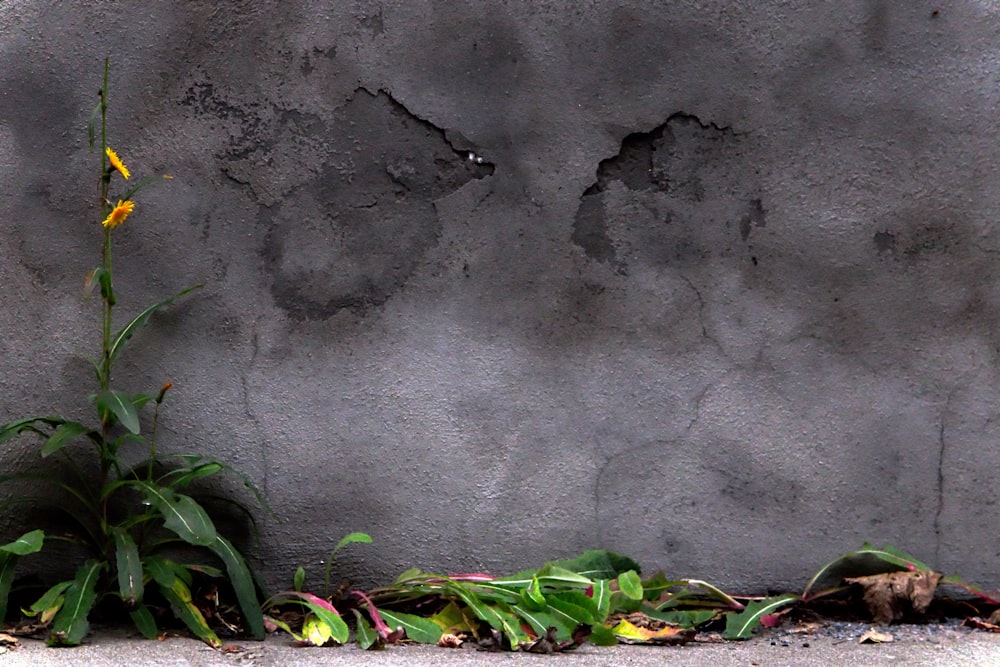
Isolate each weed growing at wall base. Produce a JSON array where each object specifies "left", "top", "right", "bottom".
[{"left": 0, "top": 60, "right": 264, "bottom": 647}]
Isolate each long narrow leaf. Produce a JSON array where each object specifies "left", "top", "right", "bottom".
[
  {"left": 49, "top": 560, "right": 103, "bottom": 646},
  {"left": 108, "top": 285, "right": 203, "bottom": 366},
  {"left": 158, "top": 578, "right": 221, "bottom": 647},
  {"left": 723, "top": 594, "right": 799, "bottom": 640},
  {"left": 112, "top": 529, "right": 143, "bottom": 605},
  {"left": 207, "top": 536, "right": 264, "bottom": 639},
  {"left": 130, "top": 605, "right": 158, "bottom": 639},
  {"left": 378, "top": 609, "right": 443, "bottom": 644},
  {"left": 135, "top": 483, "right": 216, "bottom": 546},
  {"left": 591, "top": 579, "right": 612, "bottom": 620},
  {"left": 0, "top": 553, "right": 15, "bottom": 622},
  {"left": 0, "top": 416, "right": 65, "bottom": 444},
  {"left": 41, "top": 422, "right": 98, "bottom": 457}
]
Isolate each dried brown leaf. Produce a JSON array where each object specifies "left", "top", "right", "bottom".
[
  {"left": 0, "top": 633, "right": 18, "bottom": 648},
  {"left": 845, "top": 570, "right": 941, "bottom": 624},
  {"left": 438, "top": 633, "right": 464, "bottom": 648},
  {"left": 858, "top": 628, "right": 894, "bottom": 644}
]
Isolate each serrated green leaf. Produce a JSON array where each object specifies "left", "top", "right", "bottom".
[
  {"left": 646, "top": 608, "right": 718, "bottom": 627},
  {"left": 49, "top": 560, "right": 103, "bottom": 646},
  {"left": 130, "top": 604, "right": 158, "bottom": 639},
  {"left": 138, "top": 484, "right": 216, "bottom": 546},
  {"left": 207, "top": 536, "right": 264, "bottom": 639},
  {"left": 589, "top": 623, "right": 618, "bottom": 646},
  {"left": 378, "top": 609, "right": 443, "bottom": 644},
  {"left": 113, "top": 529, "right": 143, "bottom": 605},
  {"left": 95, "top": 390, "right": 140, "bottom": 434},
  {"left": 511, "top": 603, "right": 575, "bottom": 638},
  {"left": 723, "top": 595, "right": 799, "bottom": 640},
  {"left": 108, "top": 285, "right": 203, "bottom": 366},
  {"left": 26, "top": 580, "right": 72, "bottom": 617},
  {"left": 353, "top": 609, "right": 379, "bottom": 649},
  {"left": 1, "top": 529, "right": 44, "bottom": 555},
  {"left": 41, "top": 422, "right": 94, "bottom": 457},
  {"left": 618, "top": 570, "right": 643, "bottom": 601}
]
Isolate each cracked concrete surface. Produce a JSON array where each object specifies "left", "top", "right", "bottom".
[{"left": 2, "top": 0, "right": 1000, "bottom": 596}]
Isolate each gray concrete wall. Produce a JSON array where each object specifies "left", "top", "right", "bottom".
[{"left": 2, "top": 0, "right": 1000, "bottom": 593}]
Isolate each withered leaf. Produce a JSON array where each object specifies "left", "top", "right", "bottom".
[
  {"left": 963, "top": 617, "right": 1000, "bottom": 633},
  {"left": 845, "top": 570, "right": 941, "bottom": 624},
  {"left": 858, "top": 628, "right": 894, "bottom": 644},
  {"left": 437, "top": 633, "right": 464, "bottom": 648}
]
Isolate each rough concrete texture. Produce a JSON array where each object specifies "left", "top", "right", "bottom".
[{"left": 2, "top": 1, "right": 1000, "bottom": 595}]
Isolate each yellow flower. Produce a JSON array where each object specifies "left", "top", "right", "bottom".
[
  {"left": 102, "top": 200, "right": 135, "bottom": 229},
  {"left": 106, "top": 146, "right": 130, "bottom": 180}
]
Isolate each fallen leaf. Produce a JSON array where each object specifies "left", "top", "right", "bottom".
[
  {"left": 612, "top": 619, "right": 696, "bottom": 645},
  {"left": 963, "top": 617, "right": 1000, "bottom": 633},
  {"left": 790, "top": 622, "right": 823, "bottom": 635},
  {"left": 0, "top": 633, "right": 19, "bottom": 648},
  {"left": 845, "top": 570, "right": 941, "bottom": 624},
  {"left": 858, "top": 628, "right": 894, "bottom": 644},
  {"left": 438, "top": 633, "right": 464, "bottom": 648}
]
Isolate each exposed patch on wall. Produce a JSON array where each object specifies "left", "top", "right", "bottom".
[
  {"left": 573, "top": 114, "right": 762, "bottom": 274},
  {"left": 260, "top": 90, "right": 493, "bottom": 320}
]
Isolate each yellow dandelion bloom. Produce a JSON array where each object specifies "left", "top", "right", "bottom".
[
  {"left": 102, "top": 200, "right": 135, "bottom": 229},
  {"left": 106, "top": 146, "right": 130, "bottom": 180}
]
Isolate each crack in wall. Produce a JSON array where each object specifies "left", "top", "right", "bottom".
[{"left": 934, "top": 390, "right": 953, "bottom": 566}]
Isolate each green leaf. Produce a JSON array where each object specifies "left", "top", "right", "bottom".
[
  {"left": 49, "top": 560, "right": 103, "bottom": 646},
  {"left": 551, "top": 550, "right": 642, "bottom": 580},
  {"left": 519, "top": 575, "right": 546, "bottom": 611},
  {"left": 646, "top": 608, "right": 718, "bottom": 627},
  {"left": 138, "top": 483, "right": 217, "bottom": 546},
  {"left": 802, "top": 544, "right": 933, "bottom": 600},
  {"left": 130, "top": 605, "right": 158, "bottom": 639},
  {"left": 1, "top": 529, "right": 44, "bottom": 555},
  {"left": 618, "top": 570, "right": 643, "bottom": 600},
  {"left": 108, "top": 284, "right": 203, "bottom": 366},
  {"left": 95, "top": 390, "right": 140, "bottom": 434},
  {"left": 301, "top": 598, "right": 349, "bottom": 644},
  {"left": 41, "top": 422, "right": 95, "bottom": 457},
  {"left": 293, "top": 566, "right": 306, "bottom": 592},
  {"left": 353, "top": 609, "right": 379, "bottom": 649},
  {"left": 591, "top": 579, "right": 612, "bottom": 620},
  {"left": 0, "top": 553, "right": 15, "bottom": 622},
  {"left": 511, "top": 604, "right": 575, "bottom": 638},
  {"left": 157, "top": 577, "right": 221, "bottom": 647},
  {"left": 0, "top": 416, "right": 65, "bottom": 445},
  {"left": 333, "top": 531, "right": 373, "bottom": 553},
  {"left": 442, "top": 582, "right": 528, "bottom": 648},
  {"left": 207, "top": 536, "right": 264, "bottom": 640},
  {"left": 723, "top": 594, "right": 799, "bottom": 640},
  {"left": 113, "top": 529, "right": 143, "bottom": 605},
  {"left": 589, "top": 623, "right": 618, "bottom": 646},
  {"left": 378, "top": 609, "right": 443, "bottom": 644},
  {"left": 26, "top": 580, "right": 72, "bottom": 617}
]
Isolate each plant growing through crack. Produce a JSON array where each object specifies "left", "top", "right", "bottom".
[{"left": 0, "top": 60, "right": 264, "bottom": 647}]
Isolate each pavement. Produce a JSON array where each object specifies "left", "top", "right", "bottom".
[{"left": 2, "top": 625, "right": 1000, "bottom": 667}]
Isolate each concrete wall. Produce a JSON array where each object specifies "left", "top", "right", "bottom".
[{"left": 2, "top": 1, "right": 1000, "bottom": 593}]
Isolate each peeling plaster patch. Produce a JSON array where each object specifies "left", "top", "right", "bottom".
[
  {"left": 573, "top": 113, "right": 762, "bottom": 273},
  {"left": 258, "top": 89, "right": 493, "bottom": 320}
]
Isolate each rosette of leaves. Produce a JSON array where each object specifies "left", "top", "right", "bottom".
[{"left": 0, "top": 60, "right": 264, "bottom": 647}]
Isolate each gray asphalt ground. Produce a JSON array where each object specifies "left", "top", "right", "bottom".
[{"left": 2, "top": 625, "right": 1000, "bottom": 667}]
